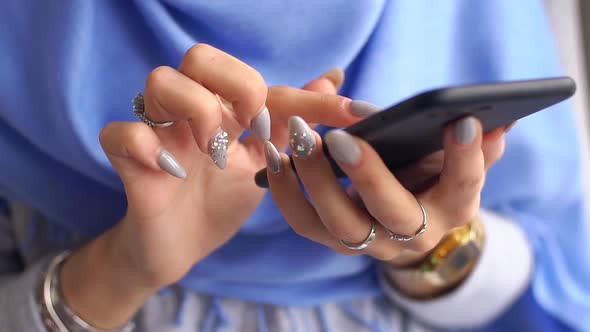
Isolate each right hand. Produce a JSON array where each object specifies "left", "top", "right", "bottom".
[{"left": 59, "top": 44, "right": 358, "bottom": 328}]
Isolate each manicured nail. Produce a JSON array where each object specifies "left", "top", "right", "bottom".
[
  {"left": 288, "top": 116, "right": 315, "bottom": 159},
  {"left": 209, "top": 129, "right": 229, "bottom": 169},
  {"left": 264, "top": 141, "right": 282, "bottom": 174},
  {"left": 321, "top": 68, "right": 345, "bottom": 90},
  {"left": 351, "top": 100, "right": 381, "bottom": 118},
  {"left": 324, "top": 130, "right": 361, "bottom": 165},
  {"left": 251, "top": 105, "right": 271, "bottom": 141},
  {"left": 158, "top": 149, "right": 186, "bottom": 179},
  {"left": 454, "top": 117, "right": 477, "bottom": 145}
]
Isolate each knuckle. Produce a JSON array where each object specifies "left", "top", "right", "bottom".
[
  {"left": 454, "top": 172, "right": 484, "bottom": 193},
  {"left": 123, "top": 124, "right": 149, "bottom": 151},
  {"left": 329, "top": 225, "right": 362, "bottom": 244},
  {"left": 145, "top": 66, "right": 175, "bottom": 93},
  {"left": 319, "top": 93, "right": 331, "bottom": 105},
  {"left": 99, "top": 123, "right": 116, "bottom": 145},
  {"left": 448, "top": 200, "right": 480, "bottom": 226},
  {"left": 239, "top": 71, "right": 267, "bottom": 109},
  {"left": 184, "top": 43, "right": 215, "bottom": 64},
  {"left": 199, "top": 96, "right": 224, "bottom": 122},
  {"left": 356, "top": 173, "right": 382, "bottom": 193}
]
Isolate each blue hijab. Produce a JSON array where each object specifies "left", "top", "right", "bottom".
[{"left": 1, "top": 0, "right": 589, "bottom": 330}]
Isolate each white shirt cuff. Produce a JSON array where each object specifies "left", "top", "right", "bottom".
[{"left": 380, "top": 209, "right": 533, "bottom": 329}]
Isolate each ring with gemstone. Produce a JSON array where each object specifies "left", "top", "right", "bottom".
[
  {"left": 340, "top": 221, "right": 377, "bottom": 251},
  {"left": 132, "top": 93, "right": 175, "bottom": 128}
]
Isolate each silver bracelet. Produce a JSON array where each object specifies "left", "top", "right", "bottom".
[{"left": 38, "top": 251, "right": 135, "bottom": 332}]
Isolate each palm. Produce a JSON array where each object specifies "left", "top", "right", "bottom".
[{"left": 120, "top": 122, "right": 267, "bottom": 280}]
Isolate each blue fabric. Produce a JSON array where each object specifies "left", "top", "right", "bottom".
[
  {"left": 454, "top": 286, "right": 575, "bottom": 332},
  {"left": 0, "top": 0, "right": 588, "bottom": 330}
]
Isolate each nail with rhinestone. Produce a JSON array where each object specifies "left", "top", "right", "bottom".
[
  {"left": 288, "top": 116, "right": 316, "bottom": 159},
  {"left": 209, "top": 129, "right": 229, "bottom": 169}
]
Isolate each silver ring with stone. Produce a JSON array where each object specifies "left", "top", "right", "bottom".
[
  {"left": 133, "top": 93, "right": 174, "bottom": 128},
  {"left": 386, "top": 197, "right": 427, "bottom": 242},
  {"left": 340, "top": 221, "right": 377, "bottom": 251}
]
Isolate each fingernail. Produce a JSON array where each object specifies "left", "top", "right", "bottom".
[
  {"left": 158, "top": 149, "right": 187, "bottom": 179},
  {"left": 264, "top": 141, "right": 282, "bottom": 174},
  {"left": 454, "top": 117, "right": 477, "bottom": 145},
  {"left": 321, "top": 68, "right": 345, "bottom": 90},
  {"left": 351, "top": 100, "right": 381, "bottom": 118},
  {"left": 251, "top": 105, "right": 271, "bottom": 141},
  {"left": 288, "top": 116, "right": 316, "bottom": 159},
  {"left": 209, "top": 129, "right": 229, "bottom": 169},
  {"left": 324, "top": 130, "right": 361, "bottom": 165}
]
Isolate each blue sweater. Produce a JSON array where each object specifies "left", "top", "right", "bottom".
[{"left": 0, "top": 1, "right": 587, "bottom": 330}]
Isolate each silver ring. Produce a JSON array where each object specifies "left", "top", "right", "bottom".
[
  {"left": 340, "top": 221, "right": 377, "bottom": 251},
  {"left": 386, "top": 197, "right": 427, "bottom": 242},
  {"left": 133, "top": 93, "right": 175, "bottom": 128}
]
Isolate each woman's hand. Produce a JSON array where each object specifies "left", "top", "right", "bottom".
[
  {"left": 266, "top": 112, "right": 507, "bottom": 266},
  {"left": 59, "top": 45, "right": 356, "bottom": 329}
]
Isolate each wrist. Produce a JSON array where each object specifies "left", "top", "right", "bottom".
[{"left": 60, "top": 228, "right": 157, "bottom": 329}]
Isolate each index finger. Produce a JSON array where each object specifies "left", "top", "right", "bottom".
[
  {"left": 267, "top": 85, "right": 358, "bottom": 127},
  {"left": 179, "top": 44, "right": 269, "bottom": 133}
]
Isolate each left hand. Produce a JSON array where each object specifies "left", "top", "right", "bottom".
[{"left": 266, "top": 109, "right": 507, "bottom": 265}]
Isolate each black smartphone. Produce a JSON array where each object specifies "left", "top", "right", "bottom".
[{"left": 255, "top": 77, "right": 576, "bottom": 188}]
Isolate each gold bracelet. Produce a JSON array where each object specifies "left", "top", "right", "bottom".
[{"left": 384, "top": 217, "right": 485, "bottom": 299}]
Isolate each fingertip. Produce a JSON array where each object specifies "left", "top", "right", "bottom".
[
  {"left": 252, "top": 105, "right": 271, "bottom": 141},
  {"left": 482, "top": 127, "right": 505, "bottom": 144},
  {"left": 158, "top": 148, "right": 187, "bottom": 179},
  {"left": 350, "top": 100, "right": 381, "bottom": 118},
  {"left": 264, "top": 140, "right": 282, "bottom": 175},
  {"left": 208, "top": 129, "right": 229, "bottom": 170},
  {"left": 288, "top": 116, "right": 316, "bottom": 160},
  {"left": 321, "top": 67, "right": 345, "bottom": 90},
  {"left": 449, "top": 116, "right": 481, "bottom": 148},
  {"left": 324, "top": 130, "right": 361, "bottom": 166}
]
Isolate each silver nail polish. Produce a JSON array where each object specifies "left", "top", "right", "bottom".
[
  {"left": 324, "top": 130, "right": 361, "bottom": 165},
  {"left": 209, "top": 129, "right": 229, "bottom": 169},
  {"left": 251, "top": 106, "right": 271, "bottom": 141},
  {"left": 454, "top": 117, "right": 477, "bottom": 145},
  {"left": 351, "top": 100, "right": 381, "bottom": 118},
  {"left": 264, "top": 141, "right": 281, "bottom": 174},
  {"left": 288, "top": 116, "right": 315, "bottom": 159},
  {"left": 158, "top": 149, "right": 187, "bottom": 179}
]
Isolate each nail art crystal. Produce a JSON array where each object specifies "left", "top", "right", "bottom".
[
  {"left": 288, "top": 116, "right": 315, "bottom": 159},
  {"left": 209, "top": 129, "right": 229, "bottom": 169}
]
